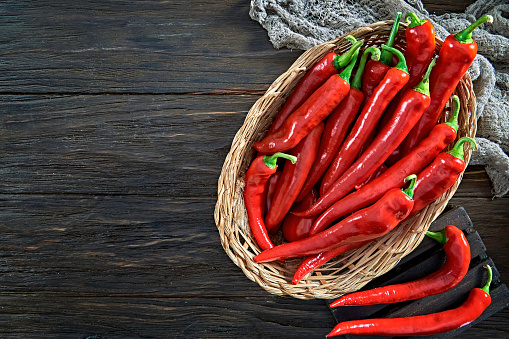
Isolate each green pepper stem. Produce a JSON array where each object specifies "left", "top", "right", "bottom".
[
  {"left": 333, "top": 37, "right": 363, "bottom": 71},
  {"left": 425, "top": 229, "right": 448, "bottom": 245},
  {"left": 453, "top": 15, "right": 493, "bottom": 44},
  {"left": 402, "top": 174, "right": 417, "bottom": 199},
  {"left": 443, "top": 95, "right": 460, "bottom": 132},
  {"left": 405, "top": 12, "right": 426, "bottom": 28},
  {"left": 447, "top": 137, "right": 477, "bottom": 162},
  {"left": 413, "top": 57, "right": 436, "bottom": 96},
  {"left": 381, "top": 45, "right": 408, "bottom": 74},
  {"left": 380, "top": 12, "right": 402, "bottom": 65},
  {"left": 263, "top": 152, "right": 297, "bottom": 169},
  {"left": 481, "top": 265, "right": 493, "bottom": 294},
  {"left": 350, "top": 46, "right": 381, "bottom": 91},
  {"left": 339, "top": 49, "right": 360, "bottom": 83}
]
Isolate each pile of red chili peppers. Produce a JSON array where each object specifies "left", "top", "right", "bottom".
[{"left": 242, "top": 12, "right": 493, "bottom": 336}]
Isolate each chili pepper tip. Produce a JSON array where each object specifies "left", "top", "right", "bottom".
[
  {"left": 413, "top": 57, "right": 436, "bottom": 96},
  {"left": 379, "top": 12, "right": 402, "bottom": 66},
  {"left": 381, "top": 45, "right": 408, "bottom": 74},
  {"left": 444, "top": 95, "right": 460, "bottom": 132},
  {"left": 481, "top": 264, "right": 493, "bottom": 294},
  {"left": 402, "top": 174, "right": 417, "bottom": 198},
  {"left": 333, "top": 38, "right": 363, "bottom": 71},
  {"left": 263, "top": 152, "right": 297, "bottom": 169},
  {"left": 405, "top": 12, "right": 426, "bottom": 28},
  {"left": 454, "top": 15, "right": 494, "bottom": 44},
  {"left": 447, "top": 137, "right": 477, "bottom": 161}
]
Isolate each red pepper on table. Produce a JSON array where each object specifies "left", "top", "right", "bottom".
[
  {"left": 304, "top": 47, "right": 425, "bottom": 217},
  {"left": 296, "top": 46, "right": 381, "bottom": 202},
  {"left": 320, "top": 45, "right": 410, "bottom": 195},
  {"left": 265, "top": 123, "right": 324, "bottom": 233},
  {"left": 268, "top": 37, "right": 363, "bottom": 133},
  {"left": 282, "top": 187, "right": 319, "bottom": 242},
  {"left": 307, "top": 96, "right": 460, "bottom": 235},
  {"left": 408, "top": 136, "right": 477, "bottom": 218},
  {"left": 326, "top": 265, "right": 493, "bottom": 337},
  {"left": 254, "top": 175, "right": 417, "bottom": 263},
  {"left": 330, "top": 225, "right": 470, "bottom": 307},
  {"left": 361, "top": 12, "right": 402, "bottom": 105},
  {"left": 401, "top": 14, "right": 493, "bottom": 156},
  {"left": 254, "top": 49, "right": 356, "bottom": 154},
  {"left": 244, "top": 152, "right": 297, "bottom": 250},
  {"left": 292, "top": 240, "right": 370, "bottom": 285}
]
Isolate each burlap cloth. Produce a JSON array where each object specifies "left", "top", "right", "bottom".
[{"left": 250, "top": 0, "right": 509, "bottom": 197}]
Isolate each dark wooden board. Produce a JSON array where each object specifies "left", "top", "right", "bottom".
[
  {"left": 1, "top": 0, "right": 508, "bottom": 338},
  {"left": 329, "top": 207, "right": 509, "bottom": 338}
]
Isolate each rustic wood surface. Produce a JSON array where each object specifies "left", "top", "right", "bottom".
[{"left": 1, "top": 1, "right": 507, "bottom": 338}]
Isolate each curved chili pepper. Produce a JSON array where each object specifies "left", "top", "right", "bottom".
[
  {"left": 305, "top": 48, "right": 423, "bottom": 217},
  {"left": 401, "top": 15, "right": 493, "bottom": 155},
  {"left": 408, "top": 136, "right": 477, "bottom": 218},
  {"left": 254, "top": 54, "right": 355, "bottom": 154},
  {"left": 306, "top": 96, "right": 460, "bottom": 235},
  {"left": 292, "top": 240, "right": 370, "bottom": 285},
  {"left": 244, "top": 152, "right": 297, "bottom": 250},
  {"left": 254, "top": 175, "right": 417, "bottom": 263},
  {"left": 361, "top": 12, "right": 402, "bottom": 105},
  {"left": 330, "top": 225, "right": 470, "bottom": 307},
  {"left": 268, "top": 37, "right": 363, "bottom": 133},
  {"left": 327, "top": 265, "right": 493, "bottom": 337},
  {"left": 320, "top": 45, "right": 409, "bottom": 195},
  {"left": 265, "top": 123, "right": 324, "bottom": 233},
  {"left": 282, "top": 187, "right": 319, "bottom": 242},
  {"left": 296, "top": 47, "right": 381, "bottom": 201}
]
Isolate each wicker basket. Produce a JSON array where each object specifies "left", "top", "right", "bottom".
[{"left": 214, "top": 20, "right": 477, "bottom": 300}]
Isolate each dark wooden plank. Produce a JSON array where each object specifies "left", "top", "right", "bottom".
[
  {"left": 0, "top": 0, "right": 300, "bottom": 94},
  {"left": 1, "top": 94, "right": 252, "bottom": 197},
  {"left": 0, "top": 295, "right": 335, "bottom": 339}
]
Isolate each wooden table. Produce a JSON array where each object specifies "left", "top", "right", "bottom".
[{"left": 1, "top": 1, "right": 507, "bottom": 337}]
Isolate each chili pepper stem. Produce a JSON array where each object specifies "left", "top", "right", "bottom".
[
  {"left": 425, "top": 229, "right": 448, "bottom": 245},
  {"left": 263, "top": 152, "right": 297, "bottom": 169},
  {"left": 447, "top": 137, "right": 477, "bottom": 161},
  {"left": 339, "top": 49, "right": 360, "bottom": 83},
  {"left": 412, "top": 57, "right": 436, "bottom": 96},
  {"left": 454, "top": 15, "right": 494, "bottom": 44},
  {"left": 351, "top": 46, "right": 381, "bottom": 90},
  {"left": 333, "top": 37, "right": 363, "bottom": 70},
  {"left": 444, "top": 95, "right": 460, "bottom": 131},
  {"left": 481, "top": 265, "right": 493, "bottom": 294},
  {"left": 381, "top": 45, "right": 408, "bottom": 74},
  {"left": 402, "top": 174, "right": 417, "bottom": 198},
  {"left": 379, "top": 12, "right": 402, "bottom": 66},
  {"left": 405, "top": 12, "right": 426, "bottom": 28}
]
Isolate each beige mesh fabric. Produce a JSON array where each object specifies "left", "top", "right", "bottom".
[{"left": 250, "top": 0, "right": 509, "bottom": 197}]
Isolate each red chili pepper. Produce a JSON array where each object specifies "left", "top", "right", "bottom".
[
  {"left": 305, "top": 48, "right": 427, "bottom": 217},
  {"left": 377, "top": 12, "right": 436, "bottom": 156},
  {"left": 305, "top": 96, "right": 460, "bottom": 235},
  {"left": 326, "top": 265, "right": 493, "bottom": 337},
  {"left": 254, "top": 175, "right": 417, "bottom": 263},
  {"left": 265, "top": 123, "right": 324, "bottom": 233},
  {"left": 292, "top": 240, "right": 370, "bottom": 285},
  {"left": 361, "top": 12, "right": 401, "bottom": 105},
  {"left": 408, "top": 136, "right": 477, "bottom": 218},
  {"left": 320, "top": 45, "right": 410, "bottom": 194},
  {"left": 244, "top": 152, "right": 297, "bottom": 250},
  {"left": 264, "top": 170, "right": 281, "bottom": 214},
  {"left": 401, "top": 15, "right": 493, "bottom": 155},
  {"left": 403, "top": 12, "right": 436, "bottom": 89},
  {"left": 330, "top": 225, "right": 470, "bottom": 307},
  {"left": 296, "top": 47, "right": 381, "bottom": 201},
  {"left": 268, "top": 37, "right": 363, "bottom": 133},
  {"left": 254, "top": 57, "right": 355, "bottom": 154},
  {"left": 282, "top": 187, "right": 319, "bottom": 242}
]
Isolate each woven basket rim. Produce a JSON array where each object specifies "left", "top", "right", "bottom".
[{"left": 214, "top": 20, "right": 477, "bottom": 300}]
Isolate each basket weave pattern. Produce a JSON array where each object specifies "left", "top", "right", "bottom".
[{"left": 214, "top": 21, "right": 477, "bottom": 299}]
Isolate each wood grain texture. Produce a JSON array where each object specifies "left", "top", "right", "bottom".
[{"left": 1, "top": 0, "right": 508, "bottom": 338}]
